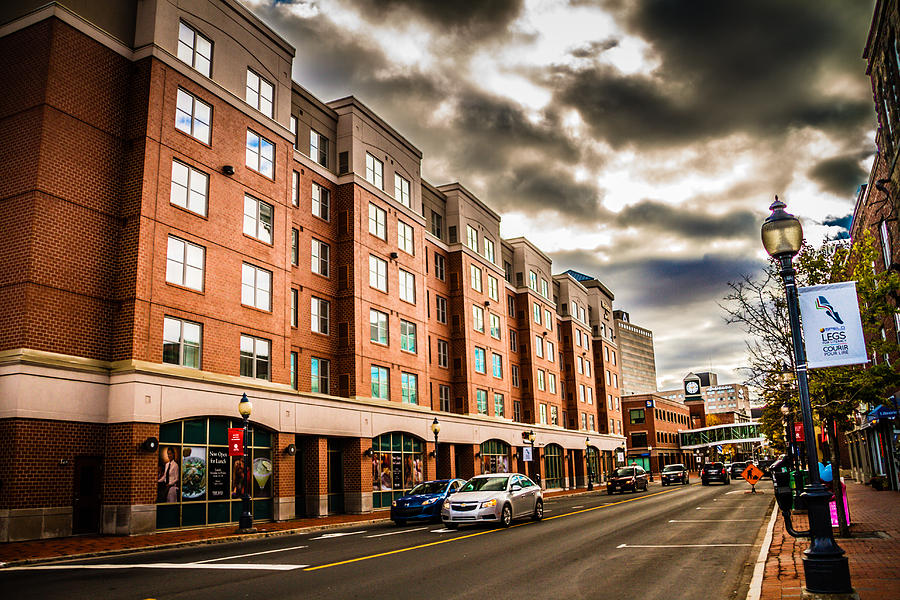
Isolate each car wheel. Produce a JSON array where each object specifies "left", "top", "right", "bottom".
[
  {"left": 532, "top": 500, "right": 543, "bottom": 521},
  {"left": 702, "top": 480, "right": 708, "bottom": 486},
  {"left": 662, "top": 481, "right": 667, "bottom": 487},
  {"left": 394, "top": 519, "right": 406, "bottom": 527},
  {"left": 500, "top": 504, "right": 512, "bottom": 528}
]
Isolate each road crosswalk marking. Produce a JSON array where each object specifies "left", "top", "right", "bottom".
[
  {"left": 195, "top": 544, "right": 308, "bottom": 563},
  {"left": 366, "top": 527, "right": 427, "bottom": 538}
]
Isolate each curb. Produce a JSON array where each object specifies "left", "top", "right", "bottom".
[{"left": 746, "top": 502, "right": 779, "bottom": 600}]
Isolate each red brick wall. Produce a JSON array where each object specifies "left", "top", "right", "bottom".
[
  {"left": 103, "top": 422, "right": 159, "bottom": 505},
  {"left": 273, "top": 432, "right": 295, "bottom": 498}
]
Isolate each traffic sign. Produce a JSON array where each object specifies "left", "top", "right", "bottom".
[{"left": 742, "top": 463, "right": 763, "bottom": 485}]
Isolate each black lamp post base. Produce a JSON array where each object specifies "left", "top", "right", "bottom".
[{"left": 802, "top": 556, "right": 854, "bottom": 597}]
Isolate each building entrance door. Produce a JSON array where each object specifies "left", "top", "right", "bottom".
[
  {"left": 72, "top": 456, "right": 102, "bottom": 535},
  {"left": 327, "top": 439, "right": 344, "bottom": 514}
]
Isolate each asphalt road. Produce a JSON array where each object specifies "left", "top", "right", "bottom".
[{"left": 1, "top": 480, "right": 773, "bottom": 600}]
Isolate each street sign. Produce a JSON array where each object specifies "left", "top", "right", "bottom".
[
  {"left": 742, "top": 463, "right": 763, "bottom": 485},
  {"left": 228, "top": 428, "right": 244, "bottom": 456},
  {"left": 645, "top": 399, "right": 654, "bottom": 407}
]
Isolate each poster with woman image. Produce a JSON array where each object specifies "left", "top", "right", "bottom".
[
  {"left": 498, "top": 455, "right": 509, "bottom": 473},
  {"left": 231, "top": 456, "right": 247, "bottom": 498},
  {"left": 157, "top": 445, "right": 180, "bottom": 503},
  {"left": 181, "top": 447, "right": 207, "bottom": 501},
  {"left": 379, "top": 453, "right": 392, "bottom": 491}
]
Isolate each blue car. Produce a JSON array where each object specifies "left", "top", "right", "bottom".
[{"left": 391, "top": 479, "right": 466, "bottom": 525}]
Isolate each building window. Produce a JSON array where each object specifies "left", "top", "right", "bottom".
[
  {"left": 511, "top": 365, "right": 520, "bottom": 387},
  {"left": 437, "top": 339, "right": 449, "bottom": 368},
  {"left": 398, "top": 221, "right": 414, "bottom": 254},
  {"left": 541, "top": 279, "right": 549, "bottom": 299},
  {"left": 290, "top": 115, "right": 297, "bottom": 149},
  {"left": 509, "top": 329, "right": 518, "bottom": 351},
  {"left": 466, "top": 225, "right": 478, "bottom": 252},
  {"left": 365, "top": 153, "right": 383, "bottom": 188},
  {"left": 434, "top": 253, "right": 445, "bottom": 280},
  {"left": 880, "top": 219, "right": 892, "bottom": 270},
  {"left": 246, "top": 130, "right": 274, "bottom": 178},
  {"left": 494, "top": 393, "right": 505, "bottom": 418},
  {"left": 431, "top": 211, "right": 442, "bottom": 239},
  {"left": 548, "top": 373, "right": 557, "bottom": 394},
  {"left": 533, "top": 302, "right": 541, "bottom": 324},
  {"left": 482, "top": 238, "right": 495, "bottom": 264},
  {"left": 369, "top": 255, "right": 388, "bottom": 292},
  {"left": 490, "top": 313, "right": 501, "bottom": 339},
  {"left": 513, "top": 400, "right": 522, "bottom": 421},
  {"left": 540, "top": 404, "right": 547, "bottom": 424},
  {"left": 310, "top": 130, "right": 328, "bottom": 167},
  {"left": 400, "top": 320, "right": 417, "bottom": 353},
  {"left": 474, "top": 347, "right": 486, "bottom": 374},
  {"left": 535, "top": 335, "right": 543, "bottom": 358},
  {"left": 614, "top": 373, "right": 618, "bottom": 387},
  {"left": 239, "top": 334, "right": 270, "bottom": 380},
  {"left": 488, "top": 275, "right": 499, "bottom": 302},
  {"left": 399, "top": 270, "right": 415, "bottom": 304},
  {"left": 543, "top": 309, "right": 552, "bottom": 330},
  {"left": 529, "top": 271, "right": 537, "bottom": 291},
  {"left": 177, "top": 21, "right": 212, "bottom": 77},
  {"left": 469, "top": 264, "right": 483, "bottom": 292},
  {"left": 472, "top": 305, "right": 485, "bottom": 332},
  {"left": 435, "top": 295, "right": 447, "bottom": 324},
  {"left": 163, "top": 316, "right": 201, "bottom": 368},
  {"left": 368, "top": 203, "right": 387, "bottom": 239},
  {"left": 243, "top": 195, "right": 273, "bottom": 244},
  {"left": 311, "top": 238, "right": 330, "bottom": 276},
  {"left": 312, "top": 183, "right": 330, "bottom": 220},
  {"left": 579, "top": 384, "right": 585, "bottom": 403},
  {"left": 581, "top": 413, "right": 587, "bottom": 430},
  {"left": 311, "top": 297, "right": 330, "bottom": 334},
  {"left": 170, "top": 160, "right": 208, "bottom": 216},
  {"left": 585, "top": 360, "right": 590, "bottom": 376},
  {"left": 401, "top": 372, "right": 418, "bottom": 404},
  {"left": 587, "top": 387, "right": 593, "bottom": 404},
  {"left": 175, "top": 88, "right": 211, "bottom": 144},
  {"left": 370, "top": 309, "right": 388, "bottom": 344},
  {"left": 550, "top": 405, "right": 559, "bottom": 426},
  {"left": 292, "top": 170, "right": 299, "bottom": 206},
  {"left": 577, "top": 356, "right": 584, "bottom": 374},
  {"left": 290, "top": 288, "right": 298, "bottom": 327},
  {"left": 395, "top": 174, "right": 411, "bottom": 207},
  {"left": 290, "top": 351, "right": 298, "bottom": 390},
  {"left": 631, "top": 432, "right": 648, "bottom": 448},
  {"left": 311, "top": 357, "right": 329, "bottom": 394},
  {"left": 245, "top": 69, "right": 273, "bottom": 117},
  {"left": 492, "top": 353, "right": 503, "bottom": 378},
  {"left": 291, "top": 229, "right": 299, "bottom": 266},
  {"left": 371, "top": 365, "right": 389, "bottom": 399},
  {"left": 166, "top": 236, "right": 204, "bottom": 291},
  {"left": 537, "top": 369, "right": 545, "bottom": 391},
  {"left": 439, "top": 385, "right": 450, "bottom": 411},
  {"left": 630, "top": 408, "right": 645, "bottom": 424},
  {"left": 507, "top": 295, "right": 515, "bottom": 317},
  {"left": 241, "top": 263, "right": 272, "bottom": 311},
  {"left": 474, "top": 389, "right": 487, "bottom": 415},
  {"left": 546, "top": 341, "right": 554, "bottom": 362}
]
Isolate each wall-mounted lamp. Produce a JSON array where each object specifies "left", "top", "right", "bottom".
[
  {"left": 363, "top": 447, "right": 374, "bottom": 457},
  {"left": 484, "top": 300, "right": 490, "bottom": 307},
  {"left": 222, "top": 165, "right": 235, "bottom": 176},
  {"left": 141, "top": 436, "right": 159, "bottom": 452},
  {"left": 285, "top": 444, "right": 297, "bottom": 456},
  {"left": 389, "top": 251, "right": 399, "bottom": 260},
  {"left": 475, "top": 451, "right": 482, "bottom": 458},
  {"left": 429, "top": 450, "right": 436, "bottom": 458}
]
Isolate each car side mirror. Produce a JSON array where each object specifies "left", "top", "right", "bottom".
[{"left": 510, "top": 484, "right": 522, "bottom": 492}]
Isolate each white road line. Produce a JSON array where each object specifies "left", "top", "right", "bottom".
[
  {"left": 696, "top": 507, "right": 732, "bottom": 510},
  {"left": 617, "top": 543, "right": 752, "bottom": 549},
  {"left": 195, "top": 544, "right": 308, "bottom": 563},
  {"left": 726, "top": 490, "right": 748, "bottom": 494},
  {"left": 366, "top": 527, "right": 427, "bottom": 538},
  {"left": 570, "top": 505, "right": 584, "bottom": 509},
  {"left": 310, "top": 530, "right": 366, "bottom": 540},
  {"left": 3, "top": 563, "right": 305, "bottom": 571},
  {"left": 669, "top": 519, "right": 757, "bottom": 523},
  {"left": 431, "top": 528, "right": 455, "bottom": 533}
]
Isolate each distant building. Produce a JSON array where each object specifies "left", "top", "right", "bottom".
[
  {"left": 613, "top": 310, "right": 658, "bottom": 395},
  {"left": 621, "top": 394, "right": 692, "bottom": 474},
  {"left": 657, "top": 377, "right": 751, "bottom": 417}
]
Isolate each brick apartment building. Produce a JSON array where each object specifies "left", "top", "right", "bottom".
[
  {"left": 621, "top": 394, "right": 692, "bottom": 474},
  {"left": 0, "top": 0, "right": 625, "bottom": 540}
]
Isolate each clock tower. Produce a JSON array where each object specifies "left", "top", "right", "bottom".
[{"left": 682, "top": 372, "right": 706, "bottom": 429}]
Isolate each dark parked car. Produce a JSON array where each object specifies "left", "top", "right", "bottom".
[
  {"left": 661, "top": 464, "right": 690, "bottom": 486},
  {"left": 607, "top": 466, "right": 649, "bottom": 494},
  {"left": 701, "top": 462, "right": 730, "bottom": 485},
  {"left": 729, "top": 461, "right": 747, "bottom": 479},
  {"left": 756, "top": 459, "right": 776, "bottom": 479},
  {"left": 391, "top": 479, "right": 466, "bottom": 525}
]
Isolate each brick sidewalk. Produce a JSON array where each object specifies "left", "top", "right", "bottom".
[
  {"left": 0, "top": 486, "right": 590, "bottom": 567},
  {"left": 759, "top": 480, "right": 900, "bottom": 599}
]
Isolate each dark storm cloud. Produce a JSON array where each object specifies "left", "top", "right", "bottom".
[
  {"left": 615, "top": 200, "right": 758, "bottom": 240},
  {"left": 347, "top": 0, "right": 524, "bottom": 39},
  {"left": 807, "top": 153, "right": 869, "bottom": 197},
  {"left": 549, "top": 0, "right": 874, "bottom": 149},
  {"left": 822, "top": 213, "right": 852, "bottom": 240},
  {"left": 569, "top": 38, "right": 619, "bottom": 58},
  {"left": 486, "top": 163, "right": 609, "bottom": 219}
]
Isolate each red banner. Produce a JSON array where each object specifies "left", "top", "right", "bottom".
[
  {"left": 228, "top": 428, "right": 244, "bottom": 456},
  {"left": 793, "top": 422, "right": 805, "bottom": 443}
]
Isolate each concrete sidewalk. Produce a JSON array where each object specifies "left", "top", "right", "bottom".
[{"left": 757, "top": 480, "right": 900, "bottom": 599}]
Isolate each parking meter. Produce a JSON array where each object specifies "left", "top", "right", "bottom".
[{"left": 774, "top": 470, "right": 809, "bottom": 538}]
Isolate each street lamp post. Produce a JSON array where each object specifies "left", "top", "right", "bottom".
[
  {"left": 238, "top": 393, "right": 254, "bottom": 532},
  {"left": 431, "top": 418, "right": 441, "bottom": 479},
  {"left": 762, "top": 197, "right": 852, "bottom": 594},
  {"left": 524, "top": 430, "right": 536, "bottom": 482},
  {"left": 780, "top": 403, "right": 794, "bottom": 470},
  {"left": 585, "top": 437, "right": 593, "bottom": 491}
]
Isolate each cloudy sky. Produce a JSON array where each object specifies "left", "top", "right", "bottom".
[{"left": 246, "top": 0, "right": 877, "bottom": 392}]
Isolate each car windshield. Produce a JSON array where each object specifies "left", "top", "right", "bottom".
[
  {"left": 613, "top": 468, "right": 636, "bottom": 477},
  {"left": 663, "top": 465, "right": 684, "bottom": 472},
  {"left": 408, "top": 481, "right": 447, "bottom": 495},
  {"left": 460, "top": 476, "right": 509, "bottom": 492}
]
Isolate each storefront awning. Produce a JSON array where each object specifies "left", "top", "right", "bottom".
[{"left": 867, "top": 404, "right": 899, "bottom": 422}]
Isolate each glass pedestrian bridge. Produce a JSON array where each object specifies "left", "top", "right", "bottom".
[{"left": 678, "top": 422, "right": 762, "bottom": 449}]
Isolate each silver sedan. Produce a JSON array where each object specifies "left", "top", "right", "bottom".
[{"left": 441, "top": 473, "right": 543, "bottom": 529}]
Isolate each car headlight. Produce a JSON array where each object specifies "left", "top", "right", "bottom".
[
  {"left": 422, "top": 497, "right": 438, "bottom": 505},
  {"left": 391, "top": 500, "right": 397, "bottom": 507},
  {"left": 480, "top": 498, "right": 497, "bottom": 508}
]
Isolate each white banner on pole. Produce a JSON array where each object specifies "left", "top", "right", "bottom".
[
  {"left": 798, "top": 281, "right": 868, "bottom": 368},
  {"left": 522, "top": 446, "right": 533, "bottom": 462}
]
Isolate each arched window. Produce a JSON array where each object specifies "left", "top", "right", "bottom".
[
  {"left": 371, "top": 432, "right": 425, "bottom": 508},
  {"left": 156, "top": 417, "right": 273, "bottom": 529},
  {"left": 586, "top": 446, "right": 600, "bottom": 483},
  {"left": 480, "top": 439, "right": 511, "bottom": 473},
  {"left": 544, "top": 443, "right": 564, "bottom": 489}
]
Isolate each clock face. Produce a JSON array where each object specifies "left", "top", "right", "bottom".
[{"left": 685, "top": 381, "right": 700, "bottom": 395}]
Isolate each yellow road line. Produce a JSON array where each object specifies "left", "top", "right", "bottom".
[{"left": 304, "top": 486, "right": 682, "bottom": 572}]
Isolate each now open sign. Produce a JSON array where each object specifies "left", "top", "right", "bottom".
[{"left": 228, "top": 428, "right": 244, "bottom": 456}]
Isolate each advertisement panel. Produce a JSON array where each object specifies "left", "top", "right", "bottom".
[{"left": 798, "top": 282, "right": 867, "bottom": 368}]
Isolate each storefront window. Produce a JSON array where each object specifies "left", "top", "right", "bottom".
[
  {"left": 156, "top": 417, "right": 273, "bottom": 529},
  {"left": 587, "top": 446, "right": 600, "bottom": 482},
  {"left": 371, "top": 432, "right": 425, "bottom": 509},
  {"left": 480, "top": 439, "right": 511, "bottom": 473},
  {"left": 544, "top": 443, "right": 564, "bottom": 489}
]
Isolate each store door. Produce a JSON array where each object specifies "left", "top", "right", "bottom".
[
  {"left": 72, "top": 456, "right": 102, "bottom": 535},
  {"left": 327, "top": 439, "right": 344, "bottom": 514}
]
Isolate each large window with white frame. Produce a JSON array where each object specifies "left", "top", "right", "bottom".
[
  {"left": 365, "top": 153, "right": 383, "bottom": 189},
  {"left": 290, "top": 288, "right": 298, "bottom": 327},
  {"left": 291, "top": 229, "right": 299, "bottom": 266},
  {"left": 529, "top": 270, "right": 537, "bottom": 291},
  {"left": 476, "top": 389, "right": 488, "bottom": 415},
  {"left": 474, "top": 347, "right": 486, "bottom": 374},
  {"left": 241, "top": 263, "right": 271, "bottom": 311},
  {"left": 488, "top": 275, "right": 499, "bottom": 301},
  {"left": 177, "top": 22, "right": 212, "bottom": 77},
  {"left": 437, "top": 339, "right": 449, "bottom": 368},
  {"left": 492, "top": 353, "right": 503, "bottom": 378},
  {"left": 370, "top": 309, "right": 388, "bottom": 344},
  {"left": 243, "top": 195, "right": 273, "bottom": 244},
  {"left": 240, "top": 334, "right": 270, "bottom": 380},
  {"left": 466, "top": 225, "right": 478, "bottom": 252},
  {"left": 490, "top": 313, "right": 501, "bottom": 339},
  {"left": 311, "top": 357, "right": 329, "bottom": 394},
  {"left": 533, "top": 302, "right": 541, "bottom": 324},
  {"left": 170, "top": 159, "right": 208, "bottom": 216},
  {"left": 483, "top": 238, "right": 495, "bottom": 263},
  {"left": 310, "top": 130, "right": 328, "bottom": 167},
  {"left": 544, "top": 309, "right": 552, "bottom": 330},
  {"left": 311, "top": 238, "right": 329, "bottom": 277},
  {"left": 312, "top": 183, "right": 329, "bottom": 220},
  {"left": 175, "top": 89, "right": 211, "bottom": 144},
  {"left": 541, "top": 279, "right": 549, "bottom": 299},
  {"left": 245, "top": 69, "right": 273, "bottom": 117},
  {"left": 166, "top": 236, "right": 205, "bottom": 291},
  {"left": 399, "top": 269, "right": 415, "bottom": 304},
  {"left": 401, "top": 372, "right": 417, "bottom": 404},
  {"left": 369, "top": 255, "right": 388, "bottom": 292},
  {"left": 291, "top": 170, "right": 299, "bottom": 206},
  {"left": 400, "top": 320, "right": 417, "bottom": 353},
  {"left": 433, "top": 253, "right": 445, "bottom": 280},
  {"left": 163, "top": 316, "right": 201, "bottom": 368},
  {"left": 439, "top": 385, "right": 450, "bottom": 411},
  {"left": 435, "top": 295, "right": 447, "bottom": 323},
  {"left": 548, "top": 372, "right": 557, "bottom": 394},
  {"left": 371, "top": 365, "right": 389, "bottom": 399},
  {"left": 535, "top": 335, "right": 544, "bottom": 358},
  {"left": 398, "top": 221, "right": 414, "bottom": 254},
  {"left": 246, "top": 130, "right": 274, "bottom": 178},
  {"left": 368, "top": 203, "right": 386, "bottom": 239},
  {"left": 395, "top": 173, "right": 411, "bottom": 208},
  {"left": 546, "top": 340, "right": 554, "bottom": 361},
  {"left": 311, "top": 297, "right": 330, "bottom": 334},
  {"left": 472, "top": 305, "right": 485, "bottom": 333},
  {"left": 470, "top": 264, "right": 482, "bottom": 292}
]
